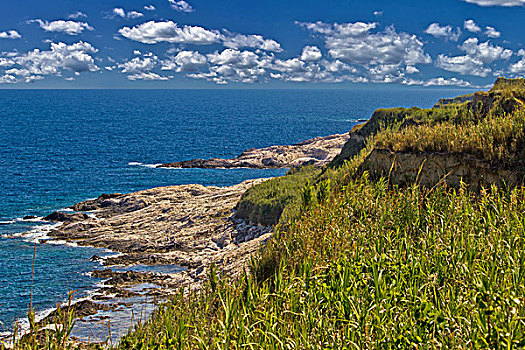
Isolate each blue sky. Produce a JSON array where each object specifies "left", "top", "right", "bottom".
[{"left": 0, "top": 0, "right": 524, "bottom": 88}]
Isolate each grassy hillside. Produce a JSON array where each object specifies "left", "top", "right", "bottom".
[
  {"left": 331, "top": 77, "right": 525, "bottom": 167},
  {"left": 116, "top": 169, "right": 525, "bottom": 349},
  {"left": 234, "top": 166, "right": 321, "bottom": 226}
]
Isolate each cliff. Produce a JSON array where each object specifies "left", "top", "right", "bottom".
[{"left": 331, "top": 77, "right": 525, "bottom": 168}]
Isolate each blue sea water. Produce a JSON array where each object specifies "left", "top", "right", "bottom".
[{"left": 0, "top": 87, "right": 475, "bottom": 334}]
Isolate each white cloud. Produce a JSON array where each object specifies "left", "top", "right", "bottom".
[
  {"left": 144, "top": 5, "right": 156, "bottom": 11},
  {"left": 0, "top": 74, "right": 17, "bottom": 84},
  {"left": 296, "top": 21, "right": 431, "bottom": 83},
  {"left": 169, "top": 0, "right": 194, "bottom": 13},
  {"left": 207, "top": 49, "right": 265, "bottom": 68},
  {"left": 404, "top": 77, "right": 472, "bottom": 87},
  {"left": 436, "top": 54, "right": 490, "bottom": 76},
  {"left": 424, "top": 23, "right": 461, "bottom": 41},
  {"left": 161, "top": 50, "right": 207, "bottom": 72},
  {"left": 0, "top": 30, "right": 21, "bottom": 39},
  {"left": 127, "top": 11, "right": 144, "bottom": 19},
  {"left": 113, "top": 8, "right": 126, "bottom": 18},
  {"left": 461, "top": 0, "right": 525, "bottom": 6},
  {"left": 119, "top": 21, "right": 221, "bottom": 44},
  {"left": 300, "top": 46, "right": 322, "bottom": 61},
  {"left": 184, "top": 49, "right": 272, "bottom": 84},
  {"left": 127, "top": 72, "right": 171, "bottom": 80},
  {"left": 464, "top": 19, "right": 481, "bottom": 33},
  {"left": 113, "top": 8, "right": 144, "bottom": 19},
  {"left": 405, "top": 65, "right": 420, "bottom": 74},
  {"left": 68, "top": 11, "right": 87, "bottom": 19},
  {"left": 484, "top": 26, "right": 501, "bottom": 38},
  {"left": 221, "top": 32, "right": 282, "bottom": 52},
  {"left": 297, "top": 20, "right": 377, "bottom": 37},
  {"left": 0, "top": 57, "right": 15, "bottom": 67},
  {"left": 322, "top": 59, "right": 356, "bottom": 73},
  {"left": 29, "top": 19, "right": 93, "bottom": 35},
  {"left": 118, "top": 56, "right": 157, "bottom": 73},
  {"left": 509, "top": 49, "right": 525, "bottom": 73},
  {"left": 1, "top": 41, "right": 99, "bottom": 83},
  {"left": 118, "top": 21, "right": 282, "bottom": 52},
  {"left": 373, "top": 11, "right": 383, "bottom": 16},
  {"left": 460, "top": 38, "right": 512, "bottom": 64},
  {"left": 299, "top": 21, "right": 430, "bottom": 68},
  {"left": 436, "top": 38, "right": 512, "bottom": 77}
]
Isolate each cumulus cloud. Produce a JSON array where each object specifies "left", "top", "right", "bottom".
[
  {"left": 118, "top": 21, "right": 282, "bottom": 52},
  {"left": 300, "top": 46, "right": 322, "bottom": 61},
  {"left": 484, "top": 26, "right": 501, "bottom": 38},
  {"left": 0, "top": 30, "right": 21, "bottom": 39},
  {"left": 169, "top": 0, "right": 194, "bottom": 13},
  {"left": 436, "top": 55, "right": 490, "bottom": 76},
  {"left": 373, "top": 11, "right": 383, "bottom": 16},
  {"left": 161, "top": 50, "right": 207, "bottom": 72},
  {"left": 118, "top": 55, "right": 157, "bottom": 73},
  {"left": 144, "top": 5, "right": 156, "bottom": 11},
  {"left": 68, "top": 11, "right": 87, "bottom": 19},
  {"left": 509, "top": 49, "right": 525, "bottom": 73},
  {"left": 461, "top": 0, "right": 525, "bottom": 6},
  {"left": 0, "top": 74, "right": 17, "bottom": 84},
  {"left": 119, "top": 21, "right": 221, "bottom": 44},
  {"left": 296, "top": 21, "right": 430, "bottom": 83},
  {"left": 424, "top": 23, "right": 461, "bottom": 41},
  {"left": 127, "top": 72, "right": 171, "bottom": 80},
  {"left": 0, "top": 41, "right": 99, "bottom": 83},
  {"left": 29, "top": 19, "right": 93, "bottom": 35},
  {"left": 221, "top": 32, "right": 282, "bottom": 52},
  {"left": 464, "top": 19, "right": 481, "bottom": 33},
  {"left": 299, "top": 21, "right": 430, "bottom": 66},
  {"left": 113, "top": 8, "right": 144, "bottom": 19},
  {"left": 0, "top": 58, "right": 15, "bottom": 67},
  {"left": 460, "top": 38, "right": 512, "bottom": 63},
  {"left": 404, "top": 77, "right": 472, "bottom": 87},
  {"left": 436, "top": 38, "right": 512, "bottom": 77}
]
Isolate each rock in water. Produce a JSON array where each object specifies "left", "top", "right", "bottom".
[{"left": 44, "top": 211, "right": 89, "bottom": 222}]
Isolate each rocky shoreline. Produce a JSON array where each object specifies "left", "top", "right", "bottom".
[
  {"left": 35, "top": 178, "right": 273, "bottom": 341},
  {"left": 24, "top": 131, "right": 353, "bottom": 342},
  {"left": 158, "top": 133, "right": 350, "bottom": 169}
]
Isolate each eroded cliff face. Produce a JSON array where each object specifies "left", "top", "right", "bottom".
[{"left": 361, "top": 149, "right": 524, "bottom": 190}]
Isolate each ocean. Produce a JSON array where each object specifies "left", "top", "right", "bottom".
[{"left": 0, "top": 87, "right": 474, "bottom": 337}]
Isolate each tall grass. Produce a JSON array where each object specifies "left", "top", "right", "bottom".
[
  {"left": 374, "top": 109, "right": 525, "bottom": 168},
  {"left": 114, "top": 168, "right": 525, "bottom": 348}
]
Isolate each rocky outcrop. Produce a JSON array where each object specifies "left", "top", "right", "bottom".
[
  {"left": 70, "top": 193, "right": 123, "bottom": 212},
  {"left": 48, "top": 179, "right": 273, "bottom": 293},
  {"left": 158, "top": 133, "right": 350, "bottom": 169},
  {"left": 361, "top": 149, "right": 524, "bottom": 190},
  {"left": 44, "top": 211, "right": 89, "bottom": 222}
]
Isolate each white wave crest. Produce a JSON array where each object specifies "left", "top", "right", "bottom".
[{"left": 128, "top": 162, "right": 162, "bottom": 168}]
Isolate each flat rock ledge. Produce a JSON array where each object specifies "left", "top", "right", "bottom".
[
  {"left": 48, "top": 179, "right": 273, "bottom": 297},
  {"left": 158, "top": 133, "right": 350, "bottom": 169}
]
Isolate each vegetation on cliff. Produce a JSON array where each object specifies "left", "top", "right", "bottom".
[{"left": 374, "top": 108, "right": 525, "bottom": 169}]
